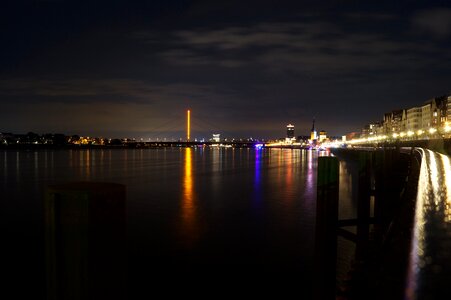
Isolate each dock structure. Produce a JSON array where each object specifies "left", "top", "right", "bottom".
[
  {"left": 314, "top": 147, "right": 430, "bottom": 300},
  {"left": 44, "top": 182, "right": 126, "bottom": 300}
]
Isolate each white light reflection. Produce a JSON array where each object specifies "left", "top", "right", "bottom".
[
  {"left": 406, "top": 148, "right": 428, "bottom": 300},
  {"left": 440, "top": 154, "right": 451, "bottom": 222},
  {"left": 406, "top": 149, "right": 451, "bottom": 299},
  {"left": 427, "top": 149, "right": 440, "bottom": 207}
]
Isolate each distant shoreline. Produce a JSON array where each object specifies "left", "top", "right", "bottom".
[
  {"left": 0, "top": 142, "right": 262, "bottom": 150},
  {"left": 0, "top": 144, "right": 129, "bottom": 150}
]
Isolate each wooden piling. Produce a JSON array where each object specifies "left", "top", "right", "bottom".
[
  {"left": 372, "top": 150, "right": 385, "bottom": 241},
  {"left": 356, "top": 152, "right": 371, "bottom": 259},
  {"left": 314, "top": 156, "right": 340, "bottom": 300},
  {"left": 44, "top": 182, "right": 126, "bottom": 300}
]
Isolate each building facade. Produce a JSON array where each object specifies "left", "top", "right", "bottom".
[
  {"left": 406, "top": 107, "right": 421, "bottom": 132},
  {"left": 369, "top": 93, "right": 451, "bottom": 139},
  {"left": 286, "top": 124, "right": 295, "bottom": 139}
]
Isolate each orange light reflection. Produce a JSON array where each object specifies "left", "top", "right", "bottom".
[{"left": 181, "top": 147, "right": 198, "bottom": 247}]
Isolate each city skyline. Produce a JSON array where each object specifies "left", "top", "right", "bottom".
[{"left": 1, "top": 0, "right": 451, "bottom": 138}]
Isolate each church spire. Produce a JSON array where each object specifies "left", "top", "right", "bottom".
[{"left": 310, "top": 118, "right": 317, "bottom": 141}]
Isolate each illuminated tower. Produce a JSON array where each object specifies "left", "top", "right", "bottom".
[
  {"left": 286, "top": 124, "right": 295, "bottom": 139},
  {"left": 187, "top": 110, "right": 191, "bottom": 142},
  {"left": 286, "top": 124, "right": 295, "bottom": 143},
  {"left": 310, "top": 118, "right": 317, "bottom": 140}
]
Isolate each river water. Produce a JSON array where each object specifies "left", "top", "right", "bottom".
[{"left": 1, "top": 147, "right": 358, "bottom": 299}]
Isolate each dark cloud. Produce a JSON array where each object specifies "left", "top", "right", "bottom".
[
  {"left": 412, "top": 8, "right": 451, "bottom": 38},
  {"left": 1, "top": 1, "right": 451, "bottom": 138}
]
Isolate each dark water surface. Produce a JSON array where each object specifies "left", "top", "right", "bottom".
[{"left": 1, "top": 148, "right": 356, "bottom": 299}]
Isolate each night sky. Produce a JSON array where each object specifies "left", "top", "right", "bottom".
[{"left": 1, "top": 0, "right": 451, "bottom": 139}]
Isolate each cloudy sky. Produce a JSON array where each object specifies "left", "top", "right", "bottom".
[{"left": 1, "top": 0, "right": 451, "bottom": 139}]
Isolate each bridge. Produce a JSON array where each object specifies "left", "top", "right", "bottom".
[
  {"left": 140, "top": 109, "right": 256, "bottom": 144},
  {"left": 125, "top": 140, "right": 262, "bottom": 148}
]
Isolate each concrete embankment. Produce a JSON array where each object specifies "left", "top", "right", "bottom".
[{"left": 326, "top": 148, "right": 419, "bottom": 300}]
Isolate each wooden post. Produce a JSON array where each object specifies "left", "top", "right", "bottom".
[
  {"left": 356, "top": 152, "right": 371, "bottom": 260},
  {"left": 373, "top": 150, "right": 385, "bottom": 242},
  {"left": 44, "top": 182, "right": 126, "bottom": 300},
  {"left": 314, "top": 156, "right": 340, "bottom": 300}
]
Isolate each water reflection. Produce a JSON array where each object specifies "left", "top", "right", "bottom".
[
  {"left": 180, "top": 147, "right": 199, "bottom": 247},
  {"left": 1, "top": 147, "right": 365, "bottom": 299},
  {"left": 338, "top": 160, "right": 356, "bottom": 220},
  {"left": 306, "top": 150, "right": 315, "bottom": 198},
  {"left": 406, "top": 149, "right": 451, "bottom": 300},
  {"left": 443, "top": 154, "right": 451, "bottom": 221},
  {"left": 254, "top": 149, "right": 262, "bottom": 186},
  {"left": 16, "top": 152, "right": 20, "bottom": 182},
  {"left": 253, "top": 148, "right": 263, "bottom": 212},
  {"left": 285, "top": 150, "right": 293, "bottom": 187},
  {"left": 86, "top": 150, "right": 91, "bottom": 179},
  {"left": 283, "top": 150, "right": 295, "bottom": 205}
]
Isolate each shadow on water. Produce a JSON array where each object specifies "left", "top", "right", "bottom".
[{"left": 44, "top": 182, "right": 126, "bottom": 300}]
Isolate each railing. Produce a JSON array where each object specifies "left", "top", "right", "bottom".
[{"left": 406, "top": 148, "right": 451, "bottom": 299}]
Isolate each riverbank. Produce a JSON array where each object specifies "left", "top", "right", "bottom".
[{"left": 332, "top": 148, "right": 419, "bottom": 299}]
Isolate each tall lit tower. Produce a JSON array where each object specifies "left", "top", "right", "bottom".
[
  {"left": 286, "top": 124, "right": 295, "bottom": 139},
  {"left": 310, "top": 118, "right": 317, "bottom": 141},
  {"left": 286, "top": 124, "right": 295, "bottom": 143},
  {"left": 187, "top": 109, "right": 191, "bottom": 142}
]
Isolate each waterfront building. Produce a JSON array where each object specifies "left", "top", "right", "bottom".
[
  {"left": 362, "top": 122, "right": 383, "bottom": 138},
  {"left": 285, "top": 124, "right": 295, "bottom": 143},
  {"left": 447, "top": 96, "right": 451, "bottom": 121},
  {"left": 417, "top": 96, "right": 447, "bottom": 131},
  {"left": 286, "top": 124, "right": 294, "bottom": 138},
  {"left": 435, "top": 96, "right": 448, "bottom": 127},
  {"left": 359, "top": 92, "right": 451, "bottom": 141},
  {"left": 212, "top": 134, "right": 220, "bottom": 143},
  {"left": 421, "top": 102, "right": 432, "bottom": 129},
  {"left": 383, "top": 109, "right": 405, "bottom": 134},
  {"left": 318, "top": 130, "right": 327, "bottom": 142},
  {"left": 346, "top": 132, "right": 360, "bottom": 141},
  {"left": 406, "top": 107, "right": 421, "bottom": 132}
]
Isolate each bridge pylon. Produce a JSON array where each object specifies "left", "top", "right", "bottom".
[{"left": 187, "top": 109, "right": 191, "bottom": 142}]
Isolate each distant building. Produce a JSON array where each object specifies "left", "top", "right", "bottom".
[
  {"left": 434, "top": 95, "right": 448, "bottom": 127},
  {"left": 286, "top": 124, "right": 295, "bottom": 139},
  {"left": 297, "top": 135, "right": 310, "bottom": 143},
  {"left": 318, "top": 130, "right": 327, "bottom": 142},
  {"left": 356, "top": 92, "right": 451, "bottom": 142},
  {"left": 310, "top": 119, "right": 317, "bottom": 141},
  {"left": 212, "top": 134, "right": 220, "bottom": 143},
  {"left": 419, "top": 97, "right": 443, "bottom": 130},
  {"left": 405, "top": 107, "right": 421, "bottom": 132},
  {"left": 362, "top": 121, "right": 384, "bottom": 138},
  {"left": 286, "top": 124, "right": 295, "bottom": 143},
  {"left": 383, "top": 109, "right": 405, "bottom": 134},
  {"left": 346, "top": 132, "right": 360, "bottom": 141},
  {"left": 447, "top": 95, "right": 451, "bottom": 122},
  {"left": 421, "top": 102, "right": 432, "bottom": 129}
]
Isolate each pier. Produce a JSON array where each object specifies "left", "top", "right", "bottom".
[{"left": 315, "top": 145, "right": 451, "bottom": 300}]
